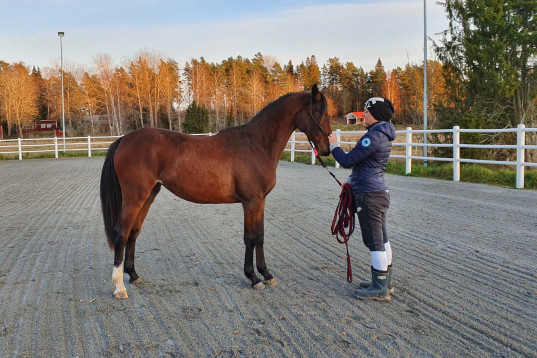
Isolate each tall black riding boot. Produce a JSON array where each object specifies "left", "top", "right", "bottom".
[
  {"left": 354, "top": 267, "right": 391, "bottom": 302},
  {"left": 360, "top": 264, "right": 394, "bottom": 294}
]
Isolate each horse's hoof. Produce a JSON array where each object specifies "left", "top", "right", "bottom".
[
  {"left": 252, "top": 282, "right": 265, "bottom": 290},
  {"left": 130, "top": 277, "right": 142, "bottom": 285},
  {"left": 113, "top": 290, "right": 129, "bottom": 299},
  {"left": 264, "top": 278, "right": 278, "bottom": 286}
]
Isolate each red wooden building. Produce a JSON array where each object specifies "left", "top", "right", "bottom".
[
  {"left": 345, "top": 111, "right": 365, "bottom": 125},
  {"left": 33, "top": 120, "right": 58, "bottom": 132},
  {"left": 20, "top": 120, "right": 66, "bottom": 136}
]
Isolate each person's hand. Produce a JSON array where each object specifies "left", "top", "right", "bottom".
[{"left": 328, "top": 133, "right": 338, "bottom": 144}]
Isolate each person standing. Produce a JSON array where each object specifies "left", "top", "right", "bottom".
[{"left": 328, "top": 97, "right": 396, "bottom": 302}]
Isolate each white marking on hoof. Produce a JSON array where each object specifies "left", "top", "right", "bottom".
[
  {"left": 113, "top": 289, "right": 129, "bottom": 300},
  {"left": 253, "top": 282, "right": 265, "bottom": 290},
  {"left": 264, "top": 278, "right": 278, "bottom": 286},
  {"left": 112, "top": 263, "right": 128, "bottom": 299}
]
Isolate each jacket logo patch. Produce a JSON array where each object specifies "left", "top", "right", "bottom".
[{"left": 362, "top": 138, "right": 371, "bottom": 147}]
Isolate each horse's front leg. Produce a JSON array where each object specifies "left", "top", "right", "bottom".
[
  {"left": 124, "top": 229, "right": 141, "bottom": 284},
  {"left": 255, "top": 236, "right": 277, "bottom": 287},
  {"left": 242, "top": 198, "right": 276, "bottom": 289}
]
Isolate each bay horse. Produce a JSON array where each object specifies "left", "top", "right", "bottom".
[{"left": 100, "top": 84, "right": 331, "bottom": 299}]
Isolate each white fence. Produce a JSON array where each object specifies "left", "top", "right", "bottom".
[
  {"left": 0, "top": 135, "right": 122, "bottom": 160},
  {"left": 288, "top": 124, "right": 537, "bottom": 189},
  {"left": 1, "top": 124, "right": 536, "bottom": 188}
]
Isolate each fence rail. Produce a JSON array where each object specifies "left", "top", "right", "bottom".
[
  {"left": 327, "top": 124, "right": 536, "bottom": 189},
  {"left": 0, "top": 135, "right": 122, "bottom": 160},
  {"left": 2, "top": 125, "right": 536, "bottom": 188}
]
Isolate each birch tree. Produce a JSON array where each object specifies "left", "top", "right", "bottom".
[
  {"left": 209, "top": 62, "right": 226, "bottom": 131},
  {"left": 158, "top": 59, "right": 180, "bottom": 130},
  {"left": 0, "top": 63, "right": 38, "bottom": 137},
  {"left": 222, "top": 56, "right": 248, "bottom": 125},
  {"left": 81, "top": 72, "right": 105, "bottom": 135},
  {"left": 94, "top": 53, "right": 121, "bottom": 135}
]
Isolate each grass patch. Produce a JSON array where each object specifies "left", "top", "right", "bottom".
[
  {"left": 0, "top": 150, "right": 107, "bottom": 160},
  {"left": 59, "top": 150, "right": 107, "bottom": 158},
  {"left": 389, "top": 161, "right": 537, "bottom": 189}
]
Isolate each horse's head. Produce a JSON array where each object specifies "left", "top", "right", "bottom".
[{"left": 296, "top": 84, "right": 332, "bottom": 156}]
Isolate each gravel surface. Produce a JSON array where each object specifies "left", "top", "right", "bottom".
[{"left": 0, "top": 157, "right": 536, "bottom": 358}]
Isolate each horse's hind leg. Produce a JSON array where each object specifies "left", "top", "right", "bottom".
[
  {"left": 112, "top": 235, "right": 131, "bottom": 299},
  {"left": 112, "top": 209, "right": 138, "bottom": 299},
  {"left": 112, "top": 194, "right": 152, "bottom": 299},
  {"left": 124, "top": 183, "right": 161, "bottom": 284}
]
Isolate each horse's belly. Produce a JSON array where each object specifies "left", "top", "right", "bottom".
[{"left": 162, "top": 181, "right": 237, "bottom": 204}]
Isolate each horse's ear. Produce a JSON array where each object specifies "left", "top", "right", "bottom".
[{"left": 312, "top": 84, "right": 321, "bottom": 100}]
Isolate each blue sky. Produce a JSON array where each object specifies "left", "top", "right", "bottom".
[{"left": 1, "top": 0, "right": 449, "bottom": 71}]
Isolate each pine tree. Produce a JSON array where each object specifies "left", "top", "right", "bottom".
[
  {"left": 298, "top": 55, "right": 321, "bottom": 90},
  {"left": 435, "top": 0, "right": 537, "bottom": 128},
  {"left": 31, "top": 67, "right": 48, "bottom": 121},
  {"left": 369, "top": 58, "right": 386, "bottom": 97},
  {"left": 183, "top": 101, "right": 209, "bottom": 133}
]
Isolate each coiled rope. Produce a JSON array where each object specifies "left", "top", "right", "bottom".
[{"left": 330, "top": 182, "right": 356, "bottom": 282}]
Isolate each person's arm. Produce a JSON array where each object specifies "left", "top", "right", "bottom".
[{"left": 329, "top": 133, "right": 376, "bottom": 169}]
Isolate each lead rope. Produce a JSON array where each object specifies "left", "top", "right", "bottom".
[
  {"left": 309, "top": 140, "right": 355, "bottom": 282},
  {"left": 331, "top": 182, "right": 355, "bottom": 282},
  {"left": 308, "top": 140, "right": 341, "bottom": 186}
]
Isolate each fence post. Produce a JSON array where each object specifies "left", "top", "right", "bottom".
[
  {"left": 54, "top": 137, "right": 58, "bottom": 158},
  {"left": 335, "top": 129, "right": 341, "bottom": 168},
  {"left": 18, "top": 138, "right": 22, "bottom": 160},
  {"left": 88, "top": 136, "right": 92, "bottom": 157},
  {"left": 405, "top": 127, "right": 412, "bottom": 174},
  {"left": 290, "top": 132, "right": 295, "bottom": 162},
  {"left": 516, "top": 123, "right": 525, "bottom": 189},
  {"left": 453, "top": 126, "right": 460, "bottom": 182},
  {"left": 311, "top": 144, "right": 315, "bottom": 165}
]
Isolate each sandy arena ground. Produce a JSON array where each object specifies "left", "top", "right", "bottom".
[{"left": 0, "top": 157, "right": 536, "bottom": 357}]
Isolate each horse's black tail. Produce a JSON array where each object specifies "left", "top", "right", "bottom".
[{"left": 100, "top": 137, "right": 123, "bottom": 250}]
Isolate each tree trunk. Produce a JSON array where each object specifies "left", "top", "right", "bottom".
[{"left": 167, "top": 105, "right": 172, "bottom": 130}]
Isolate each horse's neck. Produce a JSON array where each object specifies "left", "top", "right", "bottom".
[{"left": 245, "top": 93, "right": 304, "bottom": 162}]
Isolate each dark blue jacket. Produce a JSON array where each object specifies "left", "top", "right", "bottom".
[{"left": 331, "top": 121, "right": 396, "bottom": 193}]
